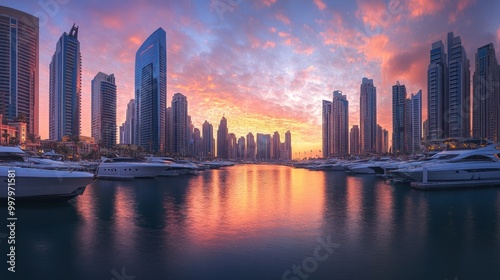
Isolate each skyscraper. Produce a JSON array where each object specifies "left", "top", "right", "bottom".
[
  {"left": 190, "top": 127, "right": 202, "bottom": 157},
  {"left": 360, "top": 77, "right": 377, "bottom": 154},
  {"left": 227, "top": 133, "right": 237, "bottom": 160},
  {"left": 285, "top": 130, "right": 292, "bottom": 160},
  {"left": 120, "top": 99, "right": 135, "bottom": 144},
  {"left": 171, "top": 93, "right": 188, "bottom": 155},
  {"left": 322, "top": 100, "right": 332, "bottom": 158},
  {"left": 202, "top": 120, "right": 215, "bottom": 159},
  {"left": 447, "top": 32, "right": 470, "bottom": 138},
  {"left": 272, "top": 131, "right": 280, "bottom": 160},
  {"left": 376, "top": 124, "right": 383, "bottom": 154},
  {"left": 410, "top": 90, "right": 422, "bottom": 153},
  {"left": 473, "top": 43, "right": 500, "bottom": 141},
  {"left": 166, "top": 106, "right": 172, "bottom": 153},
  {"left": 247, "top": 132, "right": 256, "bottom": 161},
  {"left": 0, "top": 6, "right": 39, "bottom": 137},
  {"left": 427, "top": 40, "right": 447, "bottom": 140},
  {"left": 350, "top": 125, "right": 360, "bottom": 155},
  {"left": 392, "top": 81, "right": 406, "bottom": 155},
  {"left": 91, "top": 72, "right": 116, "bottom": 148},
  {"left": 49, "top": 24, "right": 81, "bottom": 141},
  {"left": 135, "top": 28, "right": 166, "bottom": 152},
  {"left": 217, "top": 116, "right": 228, "bottom": 159},
  {"left": 237, "top": 136, "right": 245, "bottom": 160},
  {"left": 256, "top": 133, "right": 271, "bottom": 160},
  {"left": 332, "top": 90, "right": 349, "bottom": 156},
  {"left": 382, "top": 128, "right": 389, "bottom": 154}
]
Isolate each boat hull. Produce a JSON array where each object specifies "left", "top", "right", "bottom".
[{"left": 0, "top": 167, "right": 94, "bottom": 200}]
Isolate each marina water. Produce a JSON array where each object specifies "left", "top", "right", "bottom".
[{"left": 2, "top": 164, "right": 500, "bottom": 279}]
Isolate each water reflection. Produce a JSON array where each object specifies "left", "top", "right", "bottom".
[{"left": 3, "top": 165, "right": 500, "bottom": 279}]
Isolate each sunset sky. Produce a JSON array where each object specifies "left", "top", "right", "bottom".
[{"left": 4, "top": 0, "right": 500, "bottom": 157}]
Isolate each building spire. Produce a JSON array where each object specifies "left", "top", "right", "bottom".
[{"left": 69, "top": 23, "right": 78, "bottom": 38}]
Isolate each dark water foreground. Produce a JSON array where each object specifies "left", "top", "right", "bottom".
[{"left": 1, "top": 164, "right": 500, "bottom": 279}]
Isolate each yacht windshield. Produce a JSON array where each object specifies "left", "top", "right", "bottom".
[{"left": 0, "top": 152, "right": 27, "bottom": 162}]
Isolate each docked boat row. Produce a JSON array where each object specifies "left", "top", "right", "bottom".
[
  {"left": 0, "top": 146, "right": 236, "bottom": 200},
  {"left": 296, "top": 142, "right": 500, "bottom": 190},
  {"left": 97, "top": 157, "right": 235, "bottom": 179},
  {"left": 0, "top": 146, "right": 95, "bottom": 200}
]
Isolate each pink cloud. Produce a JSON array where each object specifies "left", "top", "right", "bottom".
[
  {"left": 407, "top": 0, "right": 447, "bottom": 18},
  {"left": 449, "top": 0, "right": 476, "bottom": 22},
  {"left": 356, "top": 0, "right": 393, "bottom": 30},
  {"left": 276, "top": 12, "right": 291, "bottom": 25},
  {"left": 260, "top": 0, "right": 276, "bottom": 7},
  {"left": 263, "top": 41, "right": 276, "bottom": 49},
  {"left": 314, "top": 0, "right": 327, "bottom": 11}
]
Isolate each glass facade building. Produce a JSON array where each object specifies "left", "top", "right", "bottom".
[
  {"left": 0, "top": 6, "right": 39, "bottom": 137},
  {"left": 91, "top": 72, "right": 116, "bottom": 148},
  {"left": 360, "top": 77, "right": 377, "bottom": 154},
  {"left": 135, "top": 28, "right": 166, "bottom": 152},
  {"left": 49, "top": 24, "right": 81, "bottom": 141}
]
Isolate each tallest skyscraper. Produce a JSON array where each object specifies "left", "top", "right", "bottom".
[
  {"left": 49, "top": 24, "right": 81, "bottom": 141},
  {"left": 135, "top": 28, "right": 166, "bottom": 152},
  {"left": 0, "top": 6, "right": 39, "bottom": 137}
]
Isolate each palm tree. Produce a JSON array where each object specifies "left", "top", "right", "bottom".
[
  {"left": 2, "top": 132, "right": 10, "bottom": 146},
  {"left": 9, "top": 137, "right": 19, "bottom": 146}
]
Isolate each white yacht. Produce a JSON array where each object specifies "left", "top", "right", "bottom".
[
  {"left": 97, "top": 157, "right": 166, "bottom": 179},
  {"left": 391, "top": 144, "right": 500, "bottom": 182},
  {"left": 347, "top": 158, "right": 395, "bottom": 175},
  {"left": 0, "top": 146, "right": 94, "bottom": 200},
  {"left": 145, "top": 157, "right": 199, "bottom": 175}
]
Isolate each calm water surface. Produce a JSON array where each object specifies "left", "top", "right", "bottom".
[{"left": 2, "top": 164, "right": 500, "bottom": 279}]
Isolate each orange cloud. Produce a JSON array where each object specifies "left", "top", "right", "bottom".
[{"left": 314, "top": 0, "right": 327, "bottom": 11}]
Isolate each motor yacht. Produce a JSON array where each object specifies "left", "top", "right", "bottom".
[
  {"left": 145, "top": 157, "right": 199, "bottom": 175},
  {"left": 97, "top": 157, "right": 166, "bottom": 179},
  {"left": 0, "top": 146, "right": 94, "bottom": 200},
  {"left": 391, "top": 144, "right": 500, "bottom": 182}
]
